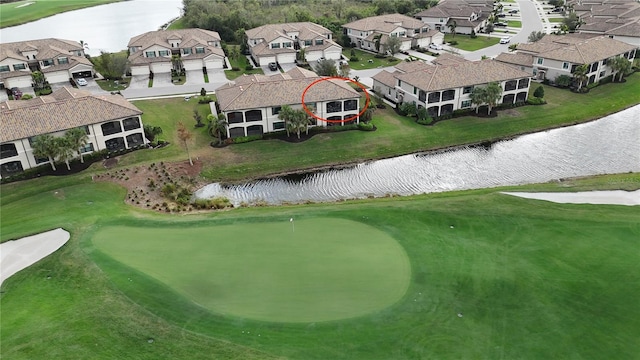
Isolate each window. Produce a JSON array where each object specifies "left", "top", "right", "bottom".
[
  {"left": 79, "top": 143, "right": 94, "bottom": 153},
  {"left": 599, "top": 71, "right": 606, "bottom": 78},
  {"left": 518, "top": 78, "right": 529, "bottom": 89},
  {"left": 315, "top": 39, "right": 324, "bottom": 45},
  {"left": 145, "top": 51, "right": 156, "bottom": 58},
  {"left": 58, "top": 57, "right": 68, "bottom": 65},
  {"left": 101, "top": 121, "right": 122, "bottom": 136},
  {"left": 326, "top": 101, "right": 342, "bottom": 113},
  {"left": 504, "top": 80, "right": 517, "bottom": 91},
  {"left": 304, "top": 40, "right": 312, "bottom": 46},
  {"left": 414, "top": 29, "right": 420, "bottom": 34},
  {"left": 273, "top": 122, "right": 285, "bottom": 130},
  {"left": 418, "top": 90, "right": 426, "bottom": 102},
  {"left": 463, "top": 86, "right": 473, "bottom": 94},
  {"left": 399, "top": 32, "right": 406, "bottom": 37},
  {"left": 271, "top": 43, "right": 280, "bottom": 49},
  {"left": 195, "top": 47, "right": 205, "bottom": 54},
  {"left": 397, "top": 80, "right": 402, "bottom": 87},
  {"left": 247, "top": 125, "right": 263, "bottom": 136},
  {"left": 123, "top": 117, "right": 140, "bottom": 131},
  {"left": 105, "top": 137, "right": 126, "bottom": 151},
  {"left": 158, "top": 50, "right": 170, "bottom": 56},
  {"left": 1, "top": 143, "right": 18, "bottom": 159},
  {"left": 461, "top": 100, "right": 472, "bottom": 108},
  {"left": 439, "top": 18, "right": 444, "bottom": 22},
  {"left": 0, "top": 65, "right": 9, "bottom": 72},
  {"left": 229, "top": 127, "right": 245, "bottom": 138},
  {"left": 228, "top": 112, "right": 243, "bottom": 124},
  {"left": 245, "top": 110, "right": 262, "bottom": 122},
  {"left": 0, "top": 161, "right": 23, "bottom": 178},
  {"left": 413, "top": 87, "right": 417, "bottom": 95},
  {"left": 344, "top": 99, "right": 358, "bottom": 111},
  {"left": 183, "top": 48, "right": 192, "bottom": 55},
  {"left": 42, "top": 59, "right": 54, "bottom": 66},
  {"left": 441, "top": 90, "right": 455, "bottom": 101},
  {"left": 283, "top": 42, "right": 292, "bottom": 48},
  {"left": 126, "top": 133, "right": 144, "bottom": 148},
  {"left": 427, "top": 92, "right": 440, "bottom": 104},
  {"left": 536, "top": 57, "right": 543, "bottom": 65},
  {"left": 272, "top": 106, "right": 281, "bottom": 115},
  {"left": 13, "top": 63, "right": 26, "bottom": 70},
  {"left": 83, "top": 125, "right": 90, "bottom": 135},
  {"left": 348, "top": 29, "right": 352, "bottom": 34},
  {"left": 562, "top": 62, "right": 569, "bottom": 69}
]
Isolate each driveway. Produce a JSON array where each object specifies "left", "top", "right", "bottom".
[
  {"left": 184, "top": 70, "right": 205, "bottom": 85},
  {"left": 153, "top": 72, "right": 172, "bottom": 87},
  {"left": 129, "top": 75, "right": 149, "bottom": 89}
]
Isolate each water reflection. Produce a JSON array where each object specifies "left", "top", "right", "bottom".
[{"left": 195, "top": 105, "right": 640, "bottom": 206}]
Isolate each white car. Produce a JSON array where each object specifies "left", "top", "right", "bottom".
[
  {"left": 500, "top": 36, "right": 511, "bottom": 44},
  {"left": 428, "top": 43, "right": 443, "bottom": 50},
  {"left": 76, "top": 78, "right": 88, "bottom": 86}
]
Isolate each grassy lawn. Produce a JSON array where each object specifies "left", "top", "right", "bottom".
[
  {"left": 92, "top": 218, "right": 410, "bottom": 323},
  {"left": 167, "top": 17, "right": 187, "bottom": 30},
  {"left": 344, "top": 48, "right": 401, "bottom": 70},
  {"left": 0, "top": 0, "right": 120, "bottom": 28},
  {"left": 96, "top": 79, "right": 129, "bottom": 91},
  {"left": 445, "top": 34, "right": 500, "bottom": 51},
  {"left": 1, "top": 172, "right": 639, "bottom": 359},
  {"left": 171, "top": 73, "right": 186, "bottom": 85},
  {"left": 507, "top": 20, "right": 522, "bottom": 28},
  {"left": 225, "top": 45, "right": 264, "bottom": 80}
]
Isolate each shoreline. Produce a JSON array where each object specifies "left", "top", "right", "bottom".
[{"left": 0, "top": 0, "right": 122, "bottom": 29}]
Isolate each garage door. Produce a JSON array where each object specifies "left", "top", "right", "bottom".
[
  {"left": 6, "top": 76, "right": 32, "bottom": 88},
  {"left": 276, "top": 53, "right": 296, "bottom": 64},
  {"left": 204, "top": 58, "right": 224, "bottom": 70},
  {"left": 259, "top": 56, "right": 276, "bottom": 66},
  {"left": 72, "top": 70, "right": 93, "bottom": 78},
  {"left": 151, "top": 62, "right": 172, "bottom": 74},
  {"left": 44, "top": 71, "right": 69, "bottom": 84},
  {"left": 305, "top": 50, "right": 322, "bottom": 62},
  {"left": 130, "top": 65, "right": 149, "bottom": 76},
  {"left": 183, "top": 60, "right": 202, "bottom": 71},
  {"left": 324, "top": 47, "right": 342, "bottom": 60}
]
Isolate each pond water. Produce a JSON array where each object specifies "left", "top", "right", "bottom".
[
  {"left": 1, "top": 0, "right": 183, "bottom": 56},
  {"left": 195, "top": 105, "right": 640, "bottom": 206}
]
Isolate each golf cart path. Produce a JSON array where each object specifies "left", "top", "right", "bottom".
[
  {"left": 0, "top": 228, "right": 69, "bottom": 287},
  {"left": 501, "top": 190, "right": 640, "bottom": 206}
]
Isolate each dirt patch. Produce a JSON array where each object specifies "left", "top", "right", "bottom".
[{"left": 93, "top": 158, "right": 205, "bottom": 213}]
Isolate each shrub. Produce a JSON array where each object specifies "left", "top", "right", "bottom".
[
  {"left": 161, "top": 183, "right": 177, "bottom": 198},
  {"left": 555, "top": 74, "right": 572, "bottom": 88},
  {"left": 21, "top": 94, "right": 33, "bottom": 100},
  {"left": 350, "top": 56, "right": 359, "bottom": 62},
  {"left": 449, "top": 40, "right": 458, "bottom": 46},
  {"left": 533, "top": 85, "right": 545, "bottom": 98},
  {"left": 192, "top": 197, "right": 232, "bottom": 209},
  {"left": 245, "top": 64, "right": 253, "bottom": 70},
  {"left": 231, "top": 67, "right": 240, "bottom": 71},
  {"left": 232, "top": 134, "right": 263, "bottom": 144},
  {"left": 526, "top": 97, "right": 546, "bottom": 105},
  {"left": 357, "top": 122, "right": 375, "bottom": 131},
  {"left": 198, "top": 96, "right": 212, "bottom": 104},
  {"left": 470, "top": 30, "right": 477, "bottom": 38},
  {"left": 416, "top": 117, "right": 432, "bottom": 125}
]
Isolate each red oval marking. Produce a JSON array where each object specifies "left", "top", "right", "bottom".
[{"left": 301, "top": 76, "right": 371, "bottom": 123}]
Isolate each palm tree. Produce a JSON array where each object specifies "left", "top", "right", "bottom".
[
  {"left": 483, "top": 82, "right": 503, "bottom": 115},
  {"left": 572, "top": 63, "right": 589, "bottom": 91},
  {"left": 207, "top": 113, "right": 228, "bottom": 145},
  {"left": 278, "top": 105, "right": 296, "bottom": 137},
  {"left": 55, "top": 137, "right": 75, "bottom": 171},
  {"left": 609, "top": 56, "right": 631, "bottom": 82},
  {"left": 616, "top": 58, "right": 632, "bottom": 82},
  {"left": 31, "top": 134, "right": 59, "bottom": 171},
  {"left": 292, "top": 109, "right": 310, "bottom": 139},
  {"left": 65, "top": 127, "right": 89, "bottom": 163},
  {"left": 176, "top": 122, "right": 193, "bottom": 166},
  {"left": 448, "top": 20, "right": 457, "bottom": 38},
  {"left": 297, "top": 47, "right": 306, "bottom": 63},
  {"left": 470, "top": 87, "right": 486, "bottom": 114}
]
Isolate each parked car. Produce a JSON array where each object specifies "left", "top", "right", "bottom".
[
  {"left": 76, "top": 78, "right": 88, "bottom": 86},
  {"left": 338, "top": 59, "right": 349, "bottom": 66},
  {"left": 268, "top": 62, "right": 278, "bottom": 71},
  {"left": 494, "top": 22, "right": 508, "bottom": 27},
  {"left": 317, "top": 57, "right": 326, "bottom": 63},
  {"left": 428, "top": 43, "right": 443, "bottom": 50},
  {"left": 508, "top": 9, "right": 519, "bottom": 14},
  {"left": 497, "top": 13, "right": 506, "bottom": 18},
  {"left": 500, "top": 36, "right": 511, "bottom": 44}
]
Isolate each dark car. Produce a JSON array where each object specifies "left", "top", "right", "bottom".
[
  {"left": 508, "top": 9, "right": 518, "bottom": 14},
  {"left": 497, "top": 13, "right": 506, "bottom": 18},
  {"left": 494, "top": 22, "right": 508, "bottom": 27},
  {"left": 268, "top": 62, "right": 278, "bottom": 71}
]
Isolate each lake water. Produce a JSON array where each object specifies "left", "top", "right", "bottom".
[
  {"left": 195, "top": 105, "right": 640, "bottom": 206},
  {"left": 1, "top": 0, "right": 183, "bottom": 56}
]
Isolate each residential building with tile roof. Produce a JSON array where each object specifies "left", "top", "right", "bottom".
[
  {"left": 372, "top": 58, "right": 531, "bottom": 118},
  {"left": 0, "top": 38, "right": 94, "bottom": 90},
  {"left": 245, "top": 22, "right": 342, "bottom": 66},
  {"left": 566, "top": 0, "right": 640, "bottom": 46},
  {"left": 0, "top": 87, "right": 145, "bottom": 178},
  {"left": 342, "top": 14, "right": 444, "bottom": 53},
  {"left": 215, "top": 67, "right": 361, "bottom": 138},
  {"left": 506, "top": 34, "right": 637, "bottom": 83},
  {"left": 414, "top": 0, "right": 493, "bottom": 35},
  {"left": 127, "top": 28, "right": 225, "bottom": 77}
]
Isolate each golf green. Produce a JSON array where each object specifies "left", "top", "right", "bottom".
[{"left": 92, "top": 218, "right": 411, "bottom": 322}]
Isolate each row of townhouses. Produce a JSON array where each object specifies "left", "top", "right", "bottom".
[
  {"left": 0, "top": 87, "right": 145, "bottom": 178},
  {"left": 571, "top": 0, "right": 640, "bottom": 47}
]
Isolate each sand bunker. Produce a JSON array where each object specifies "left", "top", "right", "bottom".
[
  {"left": 0, "top": 228, "right": 70, "bottom": 286},
  {"left": 501, "top": 190, "right": 640, "bottom": 206}
]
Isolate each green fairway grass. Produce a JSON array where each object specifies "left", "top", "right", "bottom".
[
  {"left": 91, "top": 218, "right": 410, "bottom": 322},
  {"left": 0, "top": 0, "right": 120, "bottom": 28},
  {"left": 1, "top": 174, "right": 640, "bottom": 359}
]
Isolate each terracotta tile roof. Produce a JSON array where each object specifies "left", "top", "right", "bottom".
[
  {"left": 516, "top": 34, "right": 636, "bottom": 64},
  {"left": 250, "top": 41, "right": 297, "bottom": 56},
  {"left": 216, "top": 67, "right": 360, "bottom": 112},
  {"left": 395, "top": 60, "right": 432, "bottom": 73},
  {"left": 431, "top": 52, "right": 469, "bottom": 66},
  {"left": 246, "top": 22, "right": 334, "bottom": 43},
  {"left": 414, "top": 0, "right": 492, "bottom": 19},
  {"left": 0, "top": 87, "right": 142, "bottom": 143},
  {"left": 393, "top": 59, "right": 531, "bottom": 92},
  {"left": 343, "top": 13, "right": 426, "bottom": 33},
  {"left": 372, "top": 70, "right": 399, "bottom": 87},
  {"left": 0, "top": 38, "right": 89, "bottom": 77},
  {"left": 494, "top": 52, "right": 534, "bottom": 67}
]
